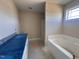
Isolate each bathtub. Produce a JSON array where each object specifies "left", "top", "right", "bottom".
[
  {"left": 0, "top": 33, "right": 28, "bottom": 59},
  {"left": 47, "top": 35, "right": 79, "bottom": 59},
  {"left": 22, "top": 36, "right": 29, "bottom": 59}
]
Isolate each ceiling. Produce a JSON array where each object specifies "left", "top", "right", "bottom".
[
  {"left": 48, "top": 0, "right": 73, "bottom": 4},
  {"left": 14, "top": 0, "right": 73, "bottom": 13}
]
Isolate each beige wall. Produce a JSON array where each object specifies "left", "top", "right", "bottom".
[
  {"left": 19, "top": 11, "right": 44, "bottom": 39},
  {"left": 0, "top": 0, "right": 20, "bottom": 40},
  {"left": 45, "top": 2, "right": 63, "bottom": 41},
  {"left": 63, "top": 0, "right": 79, "bottom": 38}
]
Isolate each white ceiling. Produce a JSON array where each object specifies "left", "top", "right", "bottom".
[{"left": 14, "top": 0, "right": 73, "bottom": 13}]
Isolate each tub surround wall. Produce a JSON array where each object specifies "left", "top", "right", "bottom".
[
  {"left": 63, "top": 0, "right": 79, "bottom": 38},
  {"left": 45, "top": 2, "right": 63, "bottom": 42},
  {"left": 0, "top": 0, "right": 20, "bottom": 40}
]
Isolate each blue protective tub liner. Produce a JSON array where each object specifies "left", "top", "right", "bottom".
[
  {"left": 0, "top": 55, "right": 13, "bottom": 59},
  {"left": 0, "top": 33, "right": 27, "bottom": 59}
]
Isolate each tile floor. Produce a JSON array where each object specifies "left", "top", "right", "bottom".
[{"left": 29, "top": 40, "right": 52, "bottom": 59}]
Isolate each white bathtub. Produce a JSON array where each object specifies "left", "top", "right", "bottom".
[
  {"left": 22, "top": 37, "right": 29, "bottom": 59},
  {"left": 47, "top": 35, "right": 79, "bottom": 59},
  {"left": 47, "top": 38, "right": 73, "bottom": 59}
]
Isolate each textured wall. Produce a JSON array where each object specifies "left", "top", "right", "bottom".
[
  {"left": 0, "top": 0, "right": 20, "bottom": 40},
  {"left": 64, "top": 0, "right": 79, "bottom": 38},
  {"left": 19, "top": 11, "right": 44, "bottom": 40},
  {"left": 45, "top": 2, "right": 63, "bottom": 41}
]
